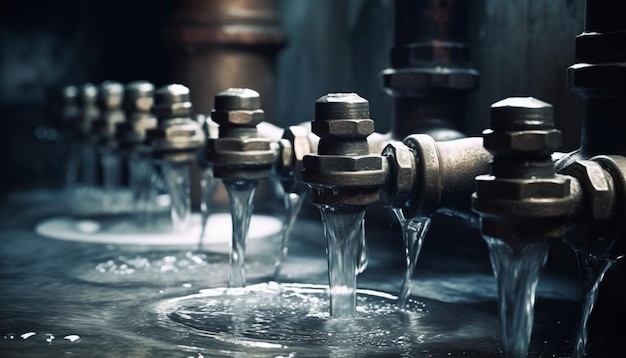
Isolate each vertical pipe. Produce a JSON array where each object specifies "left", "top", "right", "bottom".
[{"left": 383, "top": 0, "right": 478, "bottom": 140}]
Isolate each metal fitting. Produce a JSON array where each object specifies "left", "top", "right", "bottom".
[
  {"left": 379, "top": 141, "right": 417, "bottom": 208},
  {"left": 123, "top": 81, "right": 155, "bottom": 113},
  {"left": 472, "top": 97, "right": 577, "bottom": 242},
  {"left": 302, "top": 93, "right": 387, "bottom": 206},
  {"left": 380, "top": 134, "right": 491, "bottom": 220},
  {"left": 276, "top": 125, "right": 312, "bottom": 194},
  {"left": 47, "top": 85, "right": 80, "bottom": 129},
  {"left": 560, "top": 160, "right": 614, "bottom": 221},
  {"left": 205, "top": 88, "right": 277, "bottom": 180},
  {"left": 97, "top": 81, "right": 124, "bottom": 110},
  {"left": 145, "top": 84, "right": 205, "bottom": 162},
  {"left": 91, "top": 81, "right": 126, "bottom": 146},
  {"left": 152, "top": 84, "right": 193, "bottom": 119},
  {"left": 75, "top": 83, "right": 100, "bottom": 138},
  {"left": 116, "top": 81, "right": 158, "bottom": 150},
  {"left": 561, "top": 155, "right": 626, "bottom": 258}
]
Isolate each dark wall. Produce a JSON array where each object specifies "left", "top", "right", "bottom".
[{"left": 0, "top": 0, "right": 586, "bottom": 196}]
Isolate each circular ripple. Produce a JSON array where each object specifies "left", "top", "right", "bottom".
[{"left": 153, "top": 282, "right": 429, "bottom": 355}]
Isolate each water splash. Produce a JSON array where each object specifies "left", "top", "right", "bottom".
[
  {"left": 223, "top": 179, "right": 258, "bottom": 288},
  {"left": 319, "top": 205, "right": 366, "bottom": 318},
  {"left": 161, "top": 162, "right": 191, "bottom": 236},
  {"left": 157, "top": 283, "right": 428, "bottom": 356},
  {"left": 571, "top": 252, "right": 616, "bottom": 358},
  {"left": 198, "top": 166, "right": 216, "bottom": 251},
  {"left": 484, "top": 236, "right": 550, "bottom": 358},
  {"left": 393, "top": 209, "right": 431, "bottom": 307},
  {"left": 274, "top": 192, "right": 307, "bottom": 278}
]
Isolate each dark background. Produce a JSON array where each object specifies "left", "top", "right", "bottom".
[{"left": 0, "top": 0, "right": 585, "bottom": 196}]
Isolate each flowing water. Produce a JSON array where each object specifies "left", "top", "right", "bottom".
[
  {"left": 198, "top": 166, "right": 216, "bottom": 251},
  {"left": 161, "top": 162, "right": 191, "bottom": 236},
  {"left": 273, "top": 192, "right": 306, "bottom": 278},
  {"left": 393, "top": 209, "right": 431, "bottom": 307},
  {"left": 0, "top": 191, "right": 585, "bottom": 357},
  {"left": 128, "top": 152, "right": 155, "bottom": 225},
  {"left": 319, "top": 205, "right": 366, "bottom": 318},
  {"left": 571, "top": 252, "right": 617, "bottom": 358},
  {"left": 223, "top": 179, "right": 258, "bottom": 288},
  {"left": 484, "top": 237, "right": 550, "bottom": 358}
]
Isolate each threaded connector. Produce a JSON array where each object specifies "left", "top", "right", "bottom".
[
  {"left": 116, "top": 81, "right": 158, "bottom": 150},
  {"left": 205, "top": 88, "right": 277, "bottom": 180},
  {"left": 472, "top": 97, "right": 576, "bottom": 242},
  {"left": 302, "top": 93, "right": 387, "bottom": 206},
  {"left": 145, "top": 84, "right": 205, "bottom": 162}
]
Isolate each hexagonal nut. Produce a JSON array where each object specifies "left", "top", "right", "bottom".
[
  {"left": 569, "top": 63, "right": 626, "bottom": 93},
  {"left": 153, "top": 101, "right": 192, "bottom": 119},
  {"left": 380, "top": 141, "right": 416, "bottom": 207},
  {"left": 206, "top": 137, "right": 272, "bottom": 152},
  {"left": 124, "top": 81, "right": 154, "bottom": 112},
  {"left": 276, "top": 126, "right": 313, "bottom": 193},
  {"left": 559, "top": 159, "right": 614, "bottom": 220},
  {"left": 282, "top": 125, "right": 312, "bottom": 161},
  {"left": 303, "top": 154, "right": 383, "bottom": 172},
  {"left": 214, "top": 88, "right": 261, "bottom": 111},
  {"left": 211, "top": 109, "right": 264, "bottom": 127},
  {"left": 147, "top": 120, "right": 205, "bottom": 150},
  {"left": 475, "top": 175, "right": 571, "bottom": 201},
  {"left": 483, "top": 129, "right": 562, "bottom": 154},
  {"left": 311, "top": 119, "right": 374, "bottom": 138},
  {"left": 382, "top": 68, "right": 479, "bottom": 93}
]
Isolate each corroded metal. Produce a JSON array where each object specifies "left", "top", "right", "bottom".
[
  {"left": 163, "top": 0, "right": 285, "bottom": 118},
  {"left": 145, "top": 84, "right": 205, "bottom": 162},
  {"left": 204, "top": 88, "right": 277, "bottom": 180},
  {"left": 116, "top": 81, "right": 157, "bottom": 151},
  {"left": 472, "top": 97, "right": 576, "bottom": 242},
  {"left": 382, "top": 0, "right": 478, "bottom": 140},
  {"left": 381, "top": 134, "right": 491, "bottom": 220},
  {"left": 302, "top": 93, "right": 387, "bottom": 207}
]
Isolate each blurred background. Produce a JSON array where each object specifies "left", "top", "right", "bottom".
[{"left": 0, "top": 0, "right": 584, "bottom": 197}]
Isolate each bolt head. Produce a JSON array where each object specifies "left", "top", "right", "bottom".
[
  {"left": 560, "top": 160, "right": 613, "bottom": 220},
  {"left": 483, "top": 129, "right": 562, "bottom": 155},
  {"left": 380, "top": 141, "right": 416, "bottom": 207},
  {"left": 153, "top": 84, "right": 193, "bottom": 118},
  {"left": 315, "top": 93, "right": 369, "bottom": 120},
  {"left": 490, "top": 97, "right": 554, "bottom": 131},
  {"left": 124, "top": 81, "right": 154, "bottom": 113},
  {"left": 214, "top": 88, "right": 261, "bottom": 111},
  {"left": 211, "top": 109, "right": 265, "bottom": 127},
  {"left": 311, "top": 119, "right": 374, "bottom": 138}
]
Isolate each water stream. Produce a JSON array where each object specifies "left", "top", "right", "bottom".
[
  {"left": 319, "top": 205, "right": 366, "bottom": 318},
  {"left": 393, "top": 209, "right": 431, "bottom": 308},
  {"left": 571, "top": 251, "right": 617, "bottom": 358},
  {"left": 223, "top": 179, "right": 258, "bottom": 288},
  {"left": 128, "top": 152, "right": 154, "bottom": 224},
  {"left": 273, "top": 192, "right": 306, "bottom": 278},
  {"left": 198, "top": 166, "right": 216, "bottom": 251},
  {"left": 484, "top": 236, "right": 550, "bottom": 358},
  {"left": 161, "top": 162, "right": 191, "bottom": 236}
]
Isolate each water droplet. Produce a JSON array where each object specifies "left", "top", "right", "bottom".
[
  {"left": 64, "top": 335, "right": 80, "bottom": 343},
  {"left": 20, "top": 332, "right": 36, "bottom": 340},
  {"left": 45, "top": 334, "right": 55, "bottom": 343}
]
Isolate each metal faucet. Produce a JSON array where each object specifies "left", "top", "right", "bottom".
[
  {"left": 204, "top": 88, "right": 278, "bottom": 181},
  {"left": 145, "top": 84, "right": 205, "bottom": 163}
]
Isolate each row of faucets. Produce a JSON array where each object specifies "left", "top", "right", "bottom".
[{"left": 50, "top": 80, "right": 625, "bottom": 260}]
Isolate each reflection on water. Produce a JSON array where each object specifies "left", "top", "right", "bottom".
[{"left": 0, "top": 192, "right": 583, "bottom": 357}]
